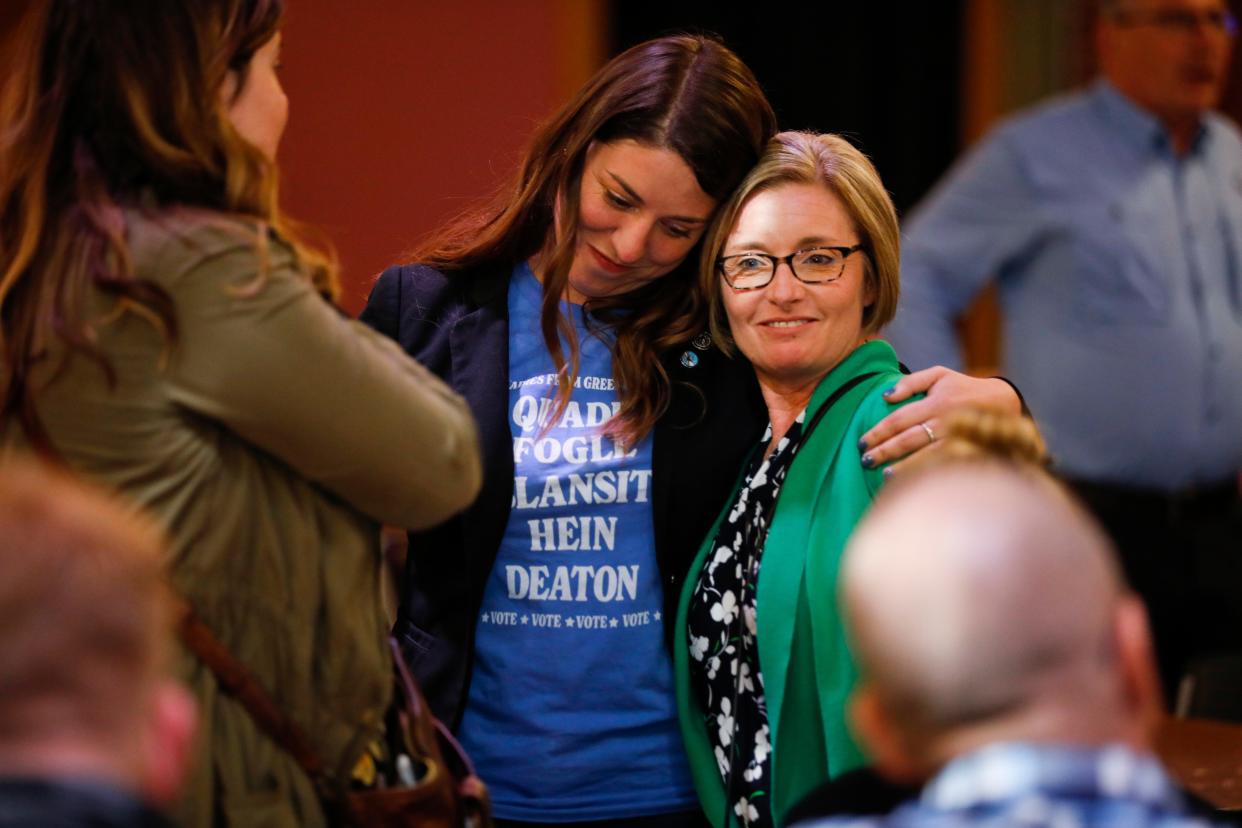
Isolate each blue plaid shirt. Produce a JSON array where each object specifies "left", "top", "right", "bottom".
[{"left": 795, "top": 743, "right": 1227, "bottom": 828}]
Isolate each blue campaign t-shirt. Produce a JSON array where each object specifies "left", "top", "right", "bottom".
[{"left": 457, "top": 263, "right": 698, "bottom": 821}]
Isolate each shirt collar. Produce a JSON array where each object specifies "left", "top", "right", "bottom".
[
  {"left": 1090, "top": 78, "right": 1211, "bottom": 156},
  {"left": 920, "top": 742, "right": 1185, "bottom": 813},
  {"left": 0, "top": 776, "right": 175, "bottom": 828}
]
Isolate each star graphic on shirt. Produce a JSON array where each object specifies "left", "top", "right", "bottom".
[
  {"left": 654, "top": 611, "right": 662, "bottom": 621},
  {"left": 565, "top": 617, "right": 575, "bottom": 628},
  {"left": 520, "top": 614, "right": 529, "bottom": 625},
  {"left": 609, "top": 618, "right": 619, "bottom": 628},
  {"left": 480, "top": 613, "right": 488, "bottom": 624}
]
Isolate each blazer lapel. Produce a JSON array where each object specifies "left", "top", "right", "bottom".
[
  {"left": 449, "top": 284, "right": 513, "bottom": 585},
  {"left": 756, "top": 342, "right": 892, "bottom": 769}
]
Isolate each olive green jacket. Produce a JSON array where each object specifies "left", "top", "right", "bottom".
[
  {"left": 2, "top": 209, "right": 481, "bottom": 827},
  {"left": 675, "top": 341, "right": 912, "bottom": 828}
]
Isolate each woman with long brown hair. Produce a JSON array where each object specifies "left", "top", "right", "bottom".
[
  {"left": 361, "top": 35, "right": 1022, "bottom": 828},
  {"left": 0, "top": 1, "right": 481, "bottom": 825}
]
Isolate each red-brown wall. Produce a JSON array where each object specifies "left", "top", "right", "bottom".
[
  {"left": 0, "top": 1, "right": 603, "bottom": 316},
  {"left": 278, "top": 2, "right": 604, "bottom": 314}
]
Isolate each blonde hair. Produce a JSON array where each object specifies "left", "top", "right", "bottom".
[
  {"left": 700, "top": 130, "right": 901, "bottom": 353},
  {"left": 902, "top": 409, "right": 1049, "bottom": 475}
]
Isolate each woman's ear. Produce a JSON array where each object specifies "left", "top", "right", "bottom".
[
  {"left": 138, "top": 680, "right": 198, "bottom": 806},
  {"left": 219, "top": 69, "right": 240, "bottom": 108},
  {"left": 862, "top": 261, "right": 878, "bottom": 308},
  {"left": 1112, "top": 595, "right": 1163, "bottom": 746},
  {"left": 850, "top": 686, "right": 925, "bottom": 785}
]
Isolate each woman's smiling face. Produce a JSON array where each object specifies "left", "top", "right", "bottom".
[
  {"left": 564, "top": 139, "right": 717, "bottom": 303},
  {"left": 721, "top": 181, "right": 874, "bottom": 392}
]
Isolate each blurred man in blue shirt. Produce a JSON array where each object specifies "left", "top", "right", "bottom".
[{"left": 887, "top": 0, "right": 1242, "bottom": 699}]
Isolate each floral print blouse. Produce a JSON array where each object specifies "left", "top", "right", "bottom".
[{"left": 686, "top": 412, "right": 807, "bottom": 828}]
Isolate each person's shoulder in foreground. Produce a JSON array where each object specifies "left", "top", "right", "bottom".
[
  {"left": 0, "top": 777, "right": 175, "bottom": 828},
  {"left": 793, "top": 742, "right": 1226, "bottom": 828}
]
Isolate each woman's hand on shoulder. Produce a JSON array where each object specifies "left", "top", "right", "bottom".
[{"left": 858, "top": 367, "right": 1022, "bottom": 474}]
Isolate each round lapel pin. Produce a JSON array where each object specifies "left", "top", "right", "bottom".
[{"left": 680, "top": 351, "right": 699, "bottom": 368}]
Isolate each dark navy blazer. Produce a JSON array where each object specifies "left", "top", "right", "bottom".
[{"left": 360, "top": 262, "right": 767, "bottom": 727}]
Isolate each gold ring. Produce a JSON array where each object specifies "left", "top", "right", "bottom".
[{"left": 920, "top": 422, "right": 936, "bottom": 444}]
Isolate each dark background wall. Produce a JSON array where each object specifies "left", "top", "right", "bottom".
[{"left": 610, "top": 3, "right": 964, "bottom": 217}]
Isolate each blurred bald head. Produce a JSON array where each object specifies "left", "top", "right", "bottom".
[
  {"left": 841, "top": 460, "right": 1160, "bottom": 780},
  {"left": 0, "top": 458, "right": 195, "bottom": 805}
]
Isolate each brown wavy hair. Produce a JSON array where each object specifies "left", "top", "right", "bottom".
[
  {"left": 412, "top": 34, "right": 776, "bottom": 445},
  {"left": 0, "top": 0, "right": 335, "bottom": 453}
]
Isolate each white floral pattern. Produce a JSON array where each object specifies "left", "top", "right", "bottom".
[
  {"left": 686, "top": 412, "right": 808, "bottom": 828},
  {"left": 710, "top": 590, "right": 739, "bottom": 625},
  {"left": 735, "top": 796, "right": 761, "bottom": 827}
]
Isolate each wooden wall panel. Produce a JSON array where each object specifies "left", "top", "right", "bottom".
[
  {"left": 955, "top": 0, "right": 1242, "bottom": 373},
  {"left": 278, "top": 1, "right": 606, "bottom": 313}
]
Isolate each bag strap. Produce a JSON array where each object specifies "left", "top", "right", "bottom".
[{"left": 172, "top": 598, "right": 339, "bottom": 800}]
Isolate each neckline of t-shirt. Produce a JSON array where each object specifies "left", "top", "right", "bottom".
[{"left": 513, "top": 260, "right": 598, "bottom": 329}]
